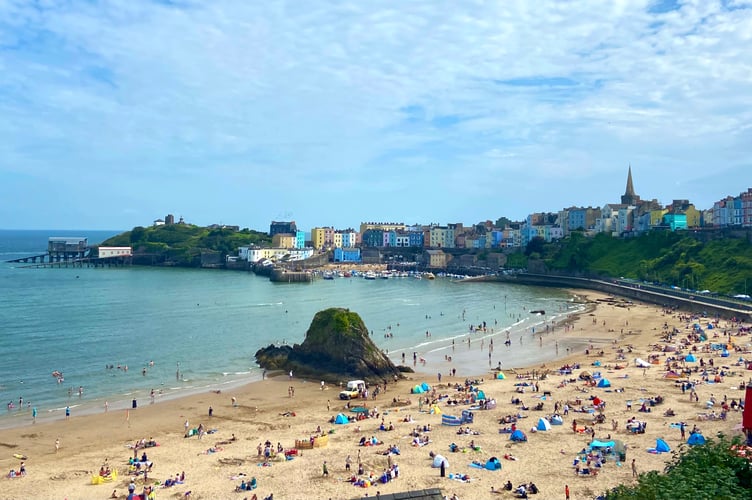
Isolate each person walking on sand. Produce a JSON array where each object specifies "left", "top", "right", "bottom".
[
  {"left": 631, "top": 459, "right": 637, "bottom": 478},
  {"left": 565, "top": 484, "right": 570, "bottom": 499},
  {"left": 65, "top": 406, "right": 70, "bottom": 420},
  {"left": 322, "top": 461, "right": 329, "bottom": 477},
  {"left": 55, "top": 437, "right": 60, "bottom": 453}
]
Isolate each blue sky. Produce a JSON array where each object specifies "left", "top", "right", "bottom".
[{"left": 1, "top": 0, "right": 751, "bottom": 231}]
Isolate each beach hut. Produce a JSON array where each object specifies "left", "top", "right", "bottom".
[
  {"left": 485, "top": 457, "right": 501, "bottom": 470},
  {"left": 536, "top": 418, "right": 551, "bottom": 431},
  {"left": 496, "top": 371, "right": 506, "bottom": 380},
  {"left": 687, "top": 433, "right": 706, "bottom": 446},
  {"left": 334, "top": 413, "right": 349, "bottom": 425},
  {"left": 432, "top": 454, "right": 449, "bottom": 468},
  {"left": 550, "top": 415, "right": 564, "bottom": 425},
  {"left": 655, "top": 438, "right": 671, "bottom": 453},
  {"left": 597, "top": 378, "right": 611, "bottom": 388},
  {"left": 510, "top": 430, "right": 527, "bottom": 442},
  {"left": 685, "top": 354, "right": 696, "bottom": 362}
]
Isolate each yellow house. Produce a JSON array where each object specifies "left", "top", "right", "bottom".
[
  {"left": 684, "top": 205, "right": 701, "bottom": 228},
  {"left": 310, "top": 228, "right": 327, "bottom": 250},
  {"left": 272, "top": 233, "right": 297, "bottom": 249}
]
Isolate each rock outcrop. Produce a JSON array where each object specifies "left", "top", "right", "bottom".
[{"left": 255, "top": 308, "right": 401, "bottom": 383}]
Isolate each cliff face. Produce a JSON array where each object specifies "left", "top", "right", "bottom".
[{"left": 255, "top": 308, "right": 401, "bottom": 383}]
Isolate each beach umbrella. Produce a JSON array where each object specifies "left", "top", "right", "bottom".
[{"left": 579, "top": 371, "right": 592, "bottom": 380}]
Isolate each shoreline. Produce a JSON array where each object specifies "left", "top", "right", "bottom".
[{"left": 1, "top": 289, "right": 747, "bottom": 500}]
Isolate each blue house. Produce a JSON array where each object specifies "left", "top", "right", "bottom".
[
  {"left": 662, "top": 213, "right": 687, "bottom": 231},
  {"left": 408, "top": 231, "right": 425, "bottom": 248},
  {"left": 334, "top": 247, "right": 361, "bottom": 263}
]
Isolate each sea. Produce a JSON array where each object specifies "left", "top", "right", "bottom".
[{"left": 0, "top": 229, "right": 585, "bottom": 429}]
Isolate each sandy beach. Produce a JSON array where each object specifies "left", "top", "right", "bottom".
[{"left": 1, "top": 290, "right": 748, "bottom": 500}]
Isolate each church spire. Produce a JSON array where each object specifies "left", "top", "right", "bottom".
[
  {"left": 621, "top": 164, "right": 640, "bottom": 205},
  {"left": 625, "top": 163, "right": 635, "bottom": 197}
]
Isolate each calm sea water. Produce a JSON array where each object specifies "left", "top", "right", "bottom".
[{"left": 0, "top": 230, "right": 580, "bottom": 428}]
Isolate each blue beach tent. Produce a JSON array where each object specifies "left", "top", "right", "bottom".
[
  {"left": 685, "top": 354, "right": 696, "bottom": 362},
  {"left": 550, "top": 415, "right": 564, "bottom": 425},
  {"left": 420, "top": 382, "right": 431, "bottom": 391},
  {"left": 655, "top": 438, "right": 671, "bottom": 453},
  {"left": 597, "top": 378, "right": 611, "bottom": 388},
  {"left": 485, "top": 457, "right": 501, "bottom": 470},
  {"left": 334, "top": 413, "right": 349, "bottom": 424},
  {"left": 510, "top": 430, "right": 527, "bottom": 442},
  {"left": 687, "top": 433, "right": 706, "bottom": 446},
  {"left": 536, "top": 418, "right": 551, "bottom": 431}
]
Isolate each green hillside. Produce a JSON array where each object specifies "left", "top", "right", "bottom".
[
  {"left": 102, "top": 224, "right": 271, "bottom": 267},
  {"left": 535, "top": 231, "right": 752, "bottom": 295}
]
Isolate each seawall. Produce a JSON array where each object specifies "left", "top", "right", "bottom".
[{"left": 474, "top": 273, "right": 752, "bottom": 322}]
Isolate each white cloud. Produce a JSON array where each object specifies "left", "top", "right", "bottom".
[{"left": 0, "top": 0, "right": 750, "bottom": 229}]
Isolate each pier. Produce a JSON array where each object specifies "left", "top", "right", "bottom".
[{"left": 5, "top": 237, "right": 132, "bottom": 269}]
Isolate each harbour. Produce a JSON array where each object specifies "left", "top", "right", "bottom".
[{"left": 0, "top": 230, "right": 579, "bottom": 429}]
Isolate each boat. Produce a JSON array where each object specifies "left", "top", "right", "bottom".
[
  {"left": 424, "top": 272, "right": 436, "bottom": 280},
  {"left": 380, "top": 271, "right": 391, "bottom": 279},
  {"left": 322, "top": 272, "right": 335, "bottom": 280},
  {"left": 364, "top": 271, "right": 377, "bottom": 280}
]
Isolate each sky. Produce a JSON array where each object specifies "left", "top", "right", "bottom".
[{"left": 1, "top": 0, "right": 751, "bottom": 231}]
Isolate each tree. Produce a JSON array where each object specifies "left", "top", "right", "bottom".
[
  {"left": 495, "top": 216, "right": 512, "bottom": 229},
  {"left": 525, "top": 236, "right": 546, "bottom": 257},
  {"left": 603, "top": 435, "right": 752, "bottom": 500},
  {"left": 129, "top": 226, "right": 146, "bottom": 244}
]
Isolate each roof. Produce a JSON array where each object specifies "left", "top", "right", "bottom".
[{"left": 354, "top": 488, "right": 444, "bottom": 500}]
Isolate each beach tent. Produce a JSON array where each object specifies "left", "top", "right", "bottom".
[
  {"left": 430, "top": 404, "right": 442, "bottom": 415},
  {"left": 496, "top": 372, "right": 506, "bottom": 380},
  {"left": 685, "top": 354, "right": 696, "bottom": 362},
  {"left": 536, "top": 418, "right": 551, "bottom": 431},
  {"left": 687, "top": 433, "right": 706, "bottom": 446},
  {"left": 635, "top": 358, "right": 650, "bottom": 368},
  {"left": 485, "top": 457, "right": 501, "bottom": 470},
  {"left": 597, "top": 378, "right": 611, "bottom": 388},
  {"left": 655, "top": 438, "right": 671, "bottom": 453},
  {"left": 461, "top": 410, "right": 474, "bottom": 424},
  {"left": 663, "top": 371, "right": 682, "bottom": 379},
  {"left": 420, "top": 382, "right": 431, "bottom": 391},
  {"left": 592, "top": 360, "right": 602, "bottom": 367},
  {"left": 721, "top": 350, "right": 730, "bottom": 358},
  {"left": 334, "top": 413, "right": 349, "bottom": 425},
  {"left": 510, "top": 430, "right": 527, "bottom": 442},
  {"left": 476, "top": 390, "right": 486, "bottom": 401},
  {"left": 412, "top": 385, "right": 425, "bottom": 394},
  {"left": 550, "top": 415, "right": 564, "bottom": 425},
  {"left": 432, "top": 454, "right": 449, "bottom": 468},
  {"left": 589, "top": 440, "right": 615, "bottom": 449}
]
